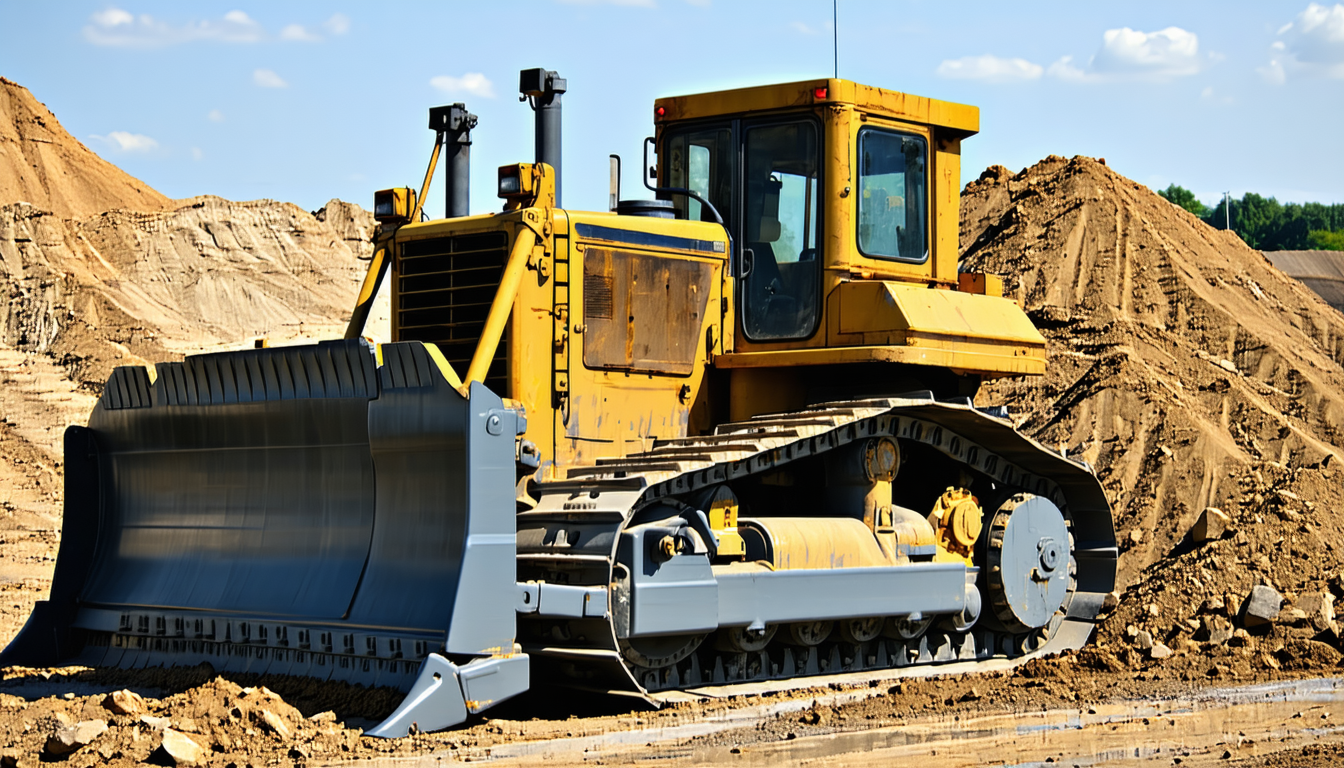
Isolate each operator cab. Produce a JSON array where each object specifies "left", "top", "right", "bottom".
[{"left": 654, "top": 79, "right": 962, "bottom": 354}]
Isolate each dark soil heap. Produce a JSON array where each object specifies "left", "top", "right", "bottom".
[{"left": 963, "top": 156, "right": 1344, "bottom": 668}]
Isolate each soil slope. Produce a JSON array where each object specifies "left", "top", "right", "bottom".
[
  {"left": 0, "top": 78, "right": 171, "bottom": 219},
  {"left": 963, "top": 156, "right": 1344, "bottom": 656}
]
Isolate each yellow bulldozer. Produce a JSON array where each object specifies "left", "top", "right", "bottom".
[{"left": 3, "top": 69, "right": 1116, "bottom": 736}]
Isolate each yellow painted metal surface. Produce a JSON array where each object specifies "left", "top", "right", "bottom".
[
  {"left": 745, "top": 517, "right": 890, "bottom": 570},
  {"left": 378, "top": 76, "right": 1049, "bottom": 482},
  {"left": 654, "top": 79, "right": 977, "bottom": 137},
  {"left": 928, "top": 488, "right": 983, "bottom": 566}
]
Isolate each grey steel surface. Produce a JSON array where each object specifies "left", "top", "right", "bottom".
[
  {"left": 713, "top": 562, "right": 967, "bottom": 628},
  {"left": 2, "top": 339, "right": 524, "bottom": 731},
  {"left": 991, "top": 495, "right": 1071, "bottom": 629}
]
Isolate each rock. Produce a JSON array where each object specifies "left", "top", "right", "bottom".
[
  {"left": 159, "top": 728, "right": 205, "bottom": 765},
  {"left": 1102, "top": 591, "right": 1121, "bottom": 613},
  {"left": 1129, "top": 529, "right": 1145, "bottom": 545},
  {"left": 102, "top": 688, "right": 144, "bottom": 716},
  {"left": 309, "top": 711, "right": 337, "bottom": 724},
  {"left": 139, "top": 715, "right": 171, "bottom": 730},
  {"left": 1125, "top": 624, "right": 1139, "bottom": 638},
  {"left": 1197, "top": 616, "right": 1234, "bottom": 646},
  {"left": 257, "top": 709, "right": 291, "bottom": 740},
  {"left": 1135, "top": 629, "right": 1154, "bottom": 650},
  {"left": 1243, "top": 585, "right": 1283, "bottom": 628},
  {"left": 1146, "top": 603, "right": 1160, "bottom": 618},
  {"left": 44, "top": 719, "right": 108, "bottom": 757},
  {"left": 1191, "top": 508, "right": 1231, "bottom": 543},
  {"left": 1297, "top": 592, "right": 1337, "bottom": 632},
  {"left": 1150, "top": 643, "right": 1173, "bottom": 660}
]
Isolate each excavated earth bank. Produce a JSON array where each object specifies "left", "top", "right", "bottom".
[{"left": 3, "top": 73, "right": 1344, "bottom": 765}]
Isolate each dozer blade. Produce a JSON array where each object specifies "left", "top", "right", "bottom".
[{"left": 1, "top": 339, "right": 530, "bottom": 736}]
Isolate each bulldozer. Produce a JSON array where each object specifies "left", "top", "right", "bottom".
[{"left": 2, "top": 69, "right": 1117, "bottom": 736}]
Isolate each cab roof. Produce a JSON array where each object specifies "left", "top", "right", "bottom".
[{"left": 653, "top": 78, "right": 979, "bottom": 138}]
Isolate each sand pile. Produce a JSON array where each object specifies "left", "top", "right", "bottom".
[
  {"left": 0, "top": 78, "right": 388, "bottom": 646},
  {"left": 962, "top": 155, "right": 1344, "bottom": 671},
  {"left": 0, "top": 78, "right": 171, "bottom": 219}
]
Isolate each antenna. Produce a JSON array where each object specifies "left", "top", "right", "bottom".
[
  {"left": 833, "top": 0, "right": 838, "bottom": 78},
  {"left": 1224, "top": 191, "right": 1231, "bottom": 231}
]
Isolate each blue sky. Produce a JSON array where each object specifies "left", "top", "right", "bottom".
[{"left": 3, "top": 1, "right": 1342, "bottom": 216}]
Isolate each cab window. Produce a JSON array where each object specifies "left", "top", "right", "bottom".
[
  {"left": 665, "top": 124, "right": 734, "bottom": 226},
  {"left": 742, "top": 120, "right": 820, "bottom": 341},
  {"left": 857, "top": 129, "right": 927, "bottom": 262}
]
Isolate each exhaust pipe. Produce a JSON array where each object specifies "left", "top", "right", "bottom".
[
  {"left": 429, "top": 103, "right": 477, "bottom": 218},
  {"left": 519, "top": 68, "right": 566, "bottom": 207}
]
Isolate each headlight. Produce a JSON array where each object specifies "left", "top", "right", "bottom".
[{"left": 498, "top": 172, "right": 521, "bottom": 196}]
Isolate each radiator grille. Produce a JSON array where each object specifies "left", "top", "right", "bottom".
[{"left": 396, "top": 231, "right": 511, "bottom": 396}]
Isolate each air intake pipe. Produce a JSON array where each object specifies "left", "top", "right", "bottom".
[
  {"left": 429, "top": 103, "right": 477, "bottom": 218},
  {"left": 519, "top": 68, "right": 566, "bottom": 207}
]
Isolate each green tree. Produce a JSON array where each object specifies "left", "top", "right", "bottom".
[
  {"left": 1158, "top": 184, "right": 1210, "bottom": 217},
  {"left": 1308, "top": 230, "right": 1344, "bottom": 251}
]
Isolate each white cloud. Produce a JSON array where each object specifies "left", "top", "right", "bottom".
[
  {"left": 91, "top": 8, "right": 133, "bottom": 27},
  {"left": 683, "top": 0, "right": 710, "bottom": 5},
  {"left": 280, "top": 23, "right": 320, "bottom": 41},
  {"left": 1258, "top": 58, "right": 1288, "bottom": 84},
  {"left": 936, "top": 55, "right": 1043, "bottom": 82},
  {"left": 1046, "top": 55, "right": 1089, "bottom": 82},
  {"left": 792, "top": 21, "right": 818, "bottom": 35},
  {"left": 191, "top": 147, "right": 204, "bottom": 161},
  {"left": 1277, "top": 3, "right": 1344, "bottom": 79},
  {"left": 253, "top": 69, "right": 288, "bottom": 88},
  {"left": 1091, "top": 27, "right": 1202, "bottom": 78},
  {"left": 90, "top": 131, "right": 159, "bottom": 152},
  {"left": 83, "top": 7, "right": 264, "bottom": 47},
  {"left": 324, "top": 13, "right": 351, "bottom": 35},
  {"left": 430, "top": 73, "right": 495, "bottom": 99},
  {"left": 207, "top": 109, "right": 225, "bottom": 122}
]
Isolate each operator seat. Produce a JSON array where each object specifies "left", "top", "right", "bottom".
[{"left": 745, "top": 216, "right": 796, "bottom": 338}]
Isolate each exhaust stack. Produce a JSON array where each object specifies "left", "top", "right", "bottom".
[
  {"left": 519, "top": 68, "right": 566, "bottom": 207},
  {"left": 429, "top": 103, "right": 478, "bottom": 218}
]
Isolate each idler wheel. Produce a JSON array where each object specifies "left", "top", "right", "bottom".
[{"left": 986, "top": 493, "right": 1072, "bottom": 632}]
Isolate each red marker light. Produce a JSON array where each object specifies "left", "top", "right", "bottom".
[
  {"left": 813, "top": 86, "right": 828, "bottom": 99},
  {"left": 656, "top": 106, "right": 666, "bottom": 117}
]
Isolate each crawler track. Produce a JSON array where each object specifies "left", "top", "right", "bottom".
[{"left": 518, "top": 394, "right": 1118, "bottom": 698}]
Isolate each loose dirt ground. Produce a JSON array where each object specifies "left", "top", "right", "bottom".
[{"left": 3, "top": 76, "right": 1344, "bottom": 765}]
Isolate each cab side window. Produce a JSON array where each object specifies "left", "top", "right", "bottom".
[{"left": 857, "top": 129, "right": 927, "bottom": 262}]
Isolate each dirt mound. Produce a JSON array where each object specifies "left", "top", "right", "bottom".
[
  {"left": 962, "top": 155, "right": 1344, "bottom": 669},
  {"left": 0, "top": 78, "right": 172, "bottom": 218},
  {"left": 0, "top": 80, "right": 388, "bottom": 647}
]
